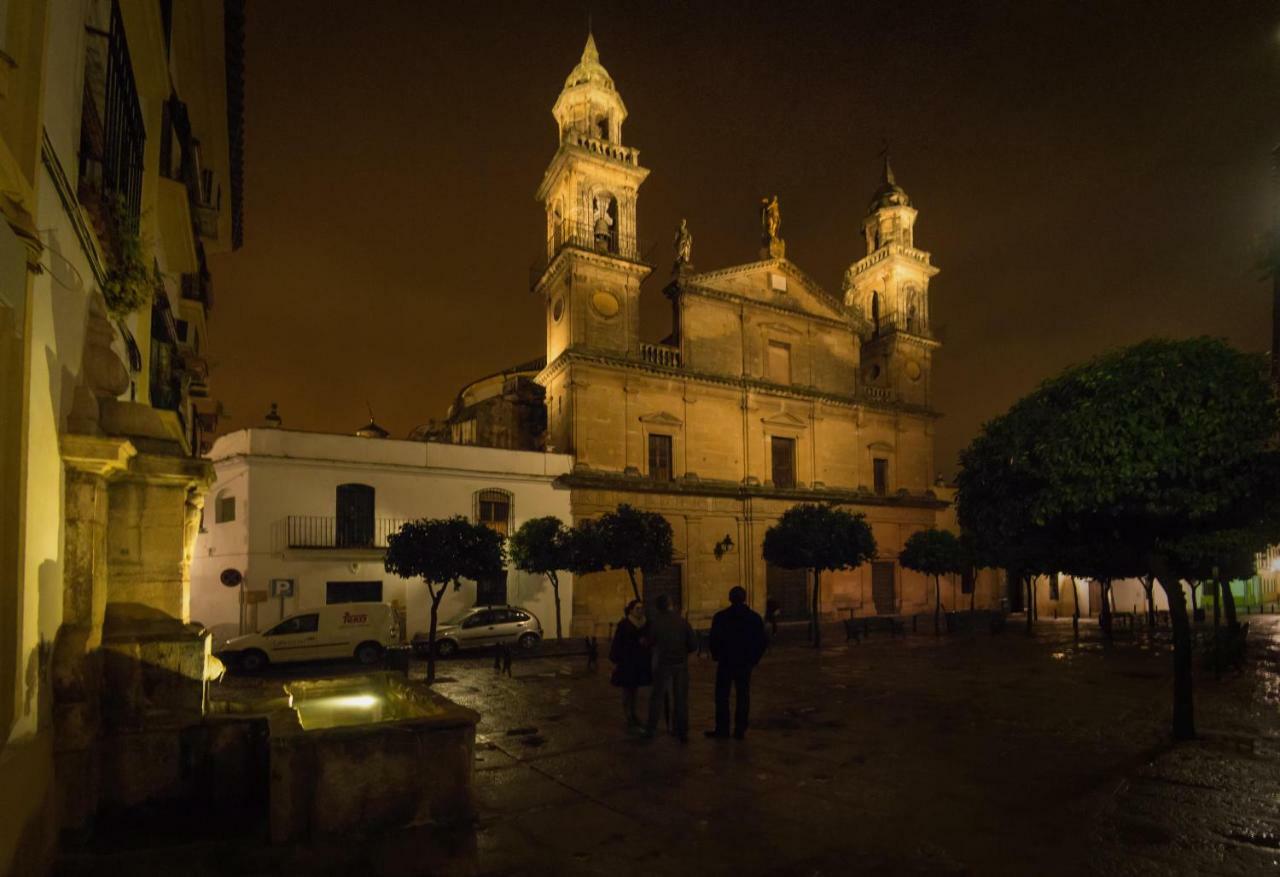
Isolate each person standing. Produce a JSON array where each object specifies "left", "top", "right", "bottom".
[
  {"left": 608, "top": 600, "right": 651, "bottom": 731},
  {"left": 705, "top": 586, "right": 767, "bottom": 740},
  {"left": 644, "top": 594, "right": 697, "bottom": 742}
]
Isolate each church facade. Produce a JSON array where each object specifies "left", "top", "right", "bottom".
[{"left": 521, "top": 35, "right": 1001, "bottom": 633}]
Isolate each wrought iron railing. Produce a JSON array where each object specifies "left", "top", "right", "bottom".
[
  {"left": 286, "top": 516, "right": 412, "bottom": 550},
  {"left": 530, "top": 219, "right": 646, "bottom": 287},
  {"left": 640, "top": 342, "right": 681, "bottom": 368},
  {"left": 868, "top": 308, "right": 929, "bottom": 339},
  {"left": 80, "top": 0, "right": 145, "bottom": 230}
]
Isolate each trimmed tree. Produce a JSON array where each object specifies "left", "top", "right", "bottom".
[
  {"left": 957, "top": 337, "right": 1280, "bottom": 740},
  {"left": 899, "top": 528, "right": 966, "bottom": 635},
  {"left": 762, "top": 504, "right": 877, "bottom": 648},
  {"left": 509, "top": 516, "right": 573, "bottom": 640},
  {"left": 385, "top": 516, "right": 505, "bottom": 684},
  {"left": 571, "top": 504, "right": 674, "bottom": 603}
]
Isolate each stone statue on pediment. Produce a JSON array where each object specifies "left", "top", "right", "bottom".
[
  {"left": 674, "top": 218, "right": 692, "bottom": 272},
  {"left": 759, "top": 195, "right": 785, "bottom": 259}
]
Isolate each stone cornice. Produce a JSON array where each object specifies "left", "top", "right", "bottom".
[
  {"left": 535, "top": 144, "right": 650, "bottom": 202},
  {"left": 557, "top": 469, "right": 950, "bottom": 510},
  {"left": 532, "top": 243, "right": 651, "bottom": 294},
  {"left": 536, "top": 348, "right": 940, "bottom": 418},
  {"left": 862, "top": 329, "right": 942, "bottom": 352},
  {"left": 61, "top": 433, "right": 137, "bottom": 477}
]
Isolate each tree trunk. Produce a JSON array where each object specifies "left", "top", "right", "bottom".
[
  {"left": 934, "top": 574, "right": 942, "bottom": 635},
  {"left": 1221, "top": 578, "right": 1239, "bottom": 628},
  {"left": 425, "top": 583, "right": 446, "bottom": 685},
  {"left": 626, "top": 568, "right": 641, "bottom": 603},
  {"left": 811, "top": 568, "right": 821, "bottom": 649},
  {"left": 1071, "top": 577, "right": 1081, "bottom": 637},
  {"left": 1142, "top": 576, "right": 1156, "bottom": 628},
  {"left": 1099, "top": 579, "right": 1113, "bottom": 642},
  {"left": 549, "top": 572, "right": 563, "bottom": 640},
  {"left": 1157, "top": 573, "right": 1196, "bottom": 740}
]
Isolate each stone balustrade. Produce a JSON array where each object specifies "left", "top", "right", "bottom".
[
  {"left": 568, "top": 132, "right": 640, "bottom": 166},
  {"left": 640, "top": 343, "right": 681, "bottom": 368}
]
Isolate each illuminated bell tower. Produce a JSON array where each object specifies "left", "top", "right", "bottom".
[
  {"left": 535, "top": 33, "right": 650, "bottom": 361},
  {"left": 843, "top": 156, "right": 940, "bottom": 409},
  {"left": 534, "top": 33, "right": 651, "bottom": 452}
]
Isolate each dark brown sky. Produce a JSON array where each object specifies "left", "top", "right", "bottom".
[{"left": 208, "top": 0, "right": 1280, "bottom": 477}]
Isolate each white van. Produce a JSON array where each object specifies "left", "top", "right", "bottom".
[{"left": 219, "top": 602, "right": 399, "bottom": 672}]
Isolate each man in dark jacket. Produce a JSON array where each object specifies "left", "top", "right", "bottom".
[
  {"left": 705, "top": 586, "right": 767, "bottom": 740},
  {"left": 644, "top": 594, "right": 697, "bottom": 742}
]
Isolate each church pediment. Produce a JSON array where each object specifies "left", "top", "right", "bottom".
[
  {"left": 687, "top": 259, "right": 850, "bottom": 325},
  {"left": 639, "top": 411, "right": 683, "bottom": 426},
  {"left": 760, "top": 411, "right": 807, "bottom": 429}
]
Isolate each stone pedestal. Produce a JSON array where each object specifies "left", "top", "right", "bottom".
[{"left": 53, "top": 428, "right": 213, "bottom": 839}]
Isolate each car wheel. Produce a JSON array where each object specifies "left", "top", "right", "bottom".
[
  {"left": 518, "top": 633, "right": 540, "bottom": 650},
  {"left": 355, "top": 642, "right": 383, "bottom": 665},
  {"left": 239, "top": 649, "right": 268, "bottom": 673},
  {"left": 436, "top": 639, "right": 458, "bottom": 657}
]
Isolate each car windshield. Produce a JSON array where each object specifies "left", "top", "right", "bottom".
[{"left": 444, "top": 609, "right": 476, "bottom": 626}]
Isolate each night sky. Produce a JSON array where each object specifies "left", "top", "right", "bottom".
[{"left": 207, "top": 0, "right": 1279, "bottom": 477}]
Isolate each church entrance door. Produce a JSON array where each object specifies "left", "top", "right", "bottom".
[
  {"left": 643, "top": 564, "right": 682, "bottom": 613},
  {"left": 871, "top": 561, "right": 897, "bottom": 615},
  {"left": 766, "top": 563, "right": 810, "bottom": 621}
]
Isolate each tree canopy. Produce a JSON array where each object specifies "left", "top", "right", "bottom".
[
  {"left": 509, "top": 516, "right": 573, "bottom": 638},
  {"left": 955, "top": 337, "right": 1280, "bottom": 739},
  {"left": 763, "top": 504, "right": 877, "bottom": 647},
  {"left": 899, "top": 529, "right": 967, "bottom": 579},
  {"left": 385, "top": 516, "right": 506, "bottom": 589},
  {"left": 570, "top": 504, "right": 674, "bottom": 602}
]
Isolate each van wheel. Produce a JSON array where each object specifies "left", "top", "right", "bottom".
[
  {"left": 436, "top": 639, "right": 458, "bottom": 658},
  {"left": 518, "top": 633, "right": 540, "bottom": 650},
  {"left": 355, "top": 642, "right": 383, "bottom": 665},
  {"left": 239, "top": 649, "right": 268, "bottom": 673}
]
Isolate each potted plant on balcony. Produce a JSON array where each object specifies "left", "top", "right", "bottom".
[{"left": 98, "top": 194, "right": 153, "bottom": 317}]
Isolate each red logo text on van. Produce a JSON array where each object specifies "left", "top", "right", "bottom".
[{"left": 342, "top": 612, "right": 368, "bottom": 625}]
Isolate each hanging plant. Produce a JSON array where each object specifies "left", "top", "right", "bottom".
[{"left": 100, "top": 195, "right": 152, "bottom": 318}]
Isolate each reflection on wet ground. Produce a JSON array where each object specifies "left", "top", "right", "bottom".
[{"left": 55, "top": 616, "right": 1280, "bottom": 876}]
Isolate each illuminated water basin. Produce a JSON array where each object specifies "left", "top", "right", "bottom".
[{"left": 285, "top": 676, "right": 441, "bottom": 730}]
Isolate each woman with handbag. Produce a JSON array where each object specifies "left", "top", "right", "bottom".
[{"left": 609, "top": 599, "right": 652, "bottom": 731}]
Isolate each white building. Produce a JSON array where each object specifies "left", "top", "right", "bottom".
[{"left": 191, "top": 428, "right": 576, "bottom": 646}]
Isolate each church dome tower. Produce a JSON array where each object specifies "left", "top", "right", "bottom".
[{"left": 843, "top": 155, "right": 940, "bottom": 409}]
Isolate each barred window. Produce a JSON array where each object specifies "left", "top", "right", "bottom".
[{"left": 475, "top": 488, "right": 512, "bottom": 536}]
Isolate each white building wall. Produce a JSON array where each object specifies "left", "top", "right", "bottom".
[{"left": 191, "top": 430, "right": 576, "bottom": 647}]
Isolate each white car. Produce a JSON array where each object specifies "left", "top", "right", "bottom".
[
  {"left": 218, "top": 602, "right": 399, "bottom": 672},
  {"left": 413, "top": 605, "right": 543, "bottom": 657}
]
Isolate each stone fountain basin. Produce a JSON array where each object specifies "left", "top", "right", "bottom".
[{"left": 268, "top": 672, "right": 478, "bottom": 844}]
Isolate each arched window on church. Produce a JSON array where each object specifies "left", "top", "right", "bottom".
[
  {"left": 596, "top": 114, "right": 609, "bottom": 141},
  {"left": 593, "top": 193, "right": 618, "bottom": 254},
  {"left": 905, "top": 287, "right": 919, "bottom": 334}
]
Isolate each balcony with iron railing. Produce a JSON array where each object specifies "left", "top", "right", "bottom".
[
  {"left": 530, "top": 219, "right": 647, "bottom": 287},
  {"left": 286, "top": 516, "right": 412, "bottom": 550},
  {"left": 78, "top": 0, "right": 145, "bottom": 231}
]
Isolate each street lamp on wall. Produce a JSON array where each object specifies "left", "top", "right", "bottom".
[{"left": 713, "top": 534, "right": 734, "bottom": 561}]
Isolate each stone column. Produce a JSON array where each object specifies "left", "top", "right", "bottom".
[{"left": 54, "top": 435, "right": 135, "bottom": 839}]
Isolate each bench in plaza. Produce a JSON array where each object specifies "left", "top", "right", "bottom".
[{"left": 844, "top": 616, "right": 905, "bottom": 642}]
